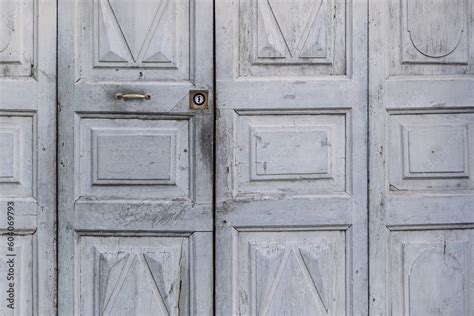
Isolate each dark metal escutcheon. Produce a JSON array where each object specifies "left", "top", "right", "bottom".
[{"left": 190, "top": 90, "right": 209, "bottom": 110}]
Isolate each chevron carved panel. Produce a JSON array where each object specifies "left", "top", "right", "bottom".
[
  {"left": 238, "top": 230, "right": 346, "bottom": 315},
  {"left": 257, "top": 0, "right": 329, "bottom": 61},
  {"left": 80, "top": 236, "right": 189, "bottom": 315},
  {"left": 239, "top": 0, "right": 346, "bottom": 76},
  {"left": 95, "top": 0, "right": 179, "bottom": 67}
]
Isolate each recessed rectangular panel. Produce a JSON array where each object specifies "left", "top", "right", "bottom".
[
  {"left": 252, "top": 128, "right": 330, "bottom": 179},
  {"left": 0, "top": 234, "right": 33, "bottom": 316},
  {"left": 235, "top": 112, "right": 347, "bottom": 196},
  {"left": 404, "top": 124, "right": 467, "bottom": 175},
  {"left": 0, "top": 114, "right": 34, "bottom": 198},
  {"left": 79, "top": 235, "right": 189, "bottom": 316},
  {"left": 92, "top": 129, "right": 177, "bottom": 185},
  {"left": 237, "top": 230, "right": 346, "bottom": 315},
  {"left": 389, "top": 229, "right": 474, "bottom": 315},
  {"left": 239, "top": 0, "right": 347, "bottom": 76},
  {"left": 78, "top": 116, "right": 190, "bottom": 199},
  {"left": 0, "top": 131, "right": 18, "bottom": 180},
  {"left": 0, "top": 0, "right": 34, "bottom": 77},
  {"left": 389, "top": 112, "right": 474, "bottom": 192}
]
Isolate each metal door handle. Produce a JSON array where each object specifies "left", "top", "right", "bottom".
[{"left": 115, "top": 93, "right": 152, "bottom": 101}]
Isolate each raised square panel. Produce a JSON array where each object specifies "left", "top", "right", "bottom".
[
  {"left": 235, "top": 112, "right": 347, "bottom": 196},
  {"left": 389, "top": 112, "right": 474, "bottom": 192},
  {"left": 389, "top": 229, "right": 474, "bottom": 315},
  {"left": 79, "top": 235, "right": 189, "bottom": 315},
  {"left": 389, "top": 0, "right": 474, "bottom": 76},
  {"left": 92, "top": 129, "right": 177, "bottom": 185},
  {"left": 78, "top": 0, "right": 190, "bottom": 81},
  {"left": 0, "top": 114, "right": 34, "bottom": 198},
  {"left": 239, "top": 0, "right": 347, "bottom": 76},
  {"left": 0, "top": 0, "right": 34, "bottom": 77},
  {"left": 237, "top": 230, "right": 346, "bottom": 315},
  {"left": 78, "top": 117, "right": 190, "bottom": 199},
  {"left": 0, "top": 234, "right": 33, "bottom": 316}
]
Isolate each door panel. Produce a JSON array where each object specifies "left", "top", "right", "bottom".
[
  {"left": 216, "top": 0, "right": 368, "bottom": 314},
  {"left": 369, "top": 0, "right": 474, "bottom": 314},
  {"left": 58, "top": 0, "right": 213, "bottom": 314},
  {"left": 0, "top": 0, "right": 56, "bottom": 314}
]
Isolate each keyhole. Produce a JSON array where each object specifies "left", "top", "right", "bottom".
[{"left": 194, "top": 94, "right": 205, "bottom": 106}]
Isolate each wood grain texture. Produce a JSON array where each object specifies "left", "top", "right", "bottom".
[
  {"left": 369, "top": 0, "right": 474, "bottom": 314},
  {"left": 58, "top": 0, "right": 213, "bottom": 314},
  {"left": 0, "top": 0, "right": 57, "bottom": 314},
  {"left": 216, "top": 0, "right": 368, "bottom": 314}
]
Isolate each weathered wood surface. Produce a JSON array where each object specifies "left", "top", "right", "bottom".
[
  {"left": 58, "top": 0, "right": 214, "bottom": 314},
  {"left": 2, "top": 0, "right": 473, "bottom": 313},
  {"left": 216, "top": 0, "right": 368, "bottom": 314},
  {"left": 369, "top": 0, "right": 474, "bottom": 314},
  {"left": 0, "top": 0, "right": 57, "bottom": 315}
]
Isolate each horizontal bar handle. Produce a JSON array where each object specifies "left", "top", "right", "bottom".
[{"left": 115, "top": 93, "right": 152, "bottom": 101}]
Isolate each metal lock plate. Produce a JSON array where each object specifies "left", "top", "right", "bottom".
[{"left": 190, "top": 90, "right": 209, "bottom": 110}]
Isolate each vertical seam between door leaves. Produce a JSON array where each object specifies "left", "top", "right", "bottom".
[
  {"left": 212, "top": 0, "right": 217, "bottom": 314},
  {"left": 55, "top": 0, "right": 59, "bottom": 313}
]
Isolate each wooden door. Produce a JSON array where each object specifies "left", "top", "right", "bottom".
[
  {"left": 58, "top": 0, "right": 214, "bottom": 314},
  {"left": 0, "top": 0, "right": 57, "bottom": 315},
  {"left": 369, "top": 0, "right": 474, "bottom": 314},
  {"left": 216, "top": 0, "right": 368, "bottom": 314}
]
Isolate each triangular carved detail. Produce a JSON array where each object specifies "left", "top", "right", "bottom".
[
  {"left": 262, "top": 249, "right": 326, "bottom": 315},
  {"left": 95, "top": 245, "right": 185, "bottom": 316},
  {"left": 108, "top": 0, "right": 162, "bottom": 60},
  {"left": 267, "top": 0, "right": 320, "bottom": 56},
  {"left": 97, "top": 0, "right": 173, "bottom": 64},
  {"left": 98, "top": 0, "right": 131, "bottom": 62},
  {"left": 257, "top": 0, "right": 328, "bottom": 60},
  {"left": 299, "top": 244, "right": 334, "bottom": 312},
  {"left": 254, "top": 245, "right": 286, "bottom": 314},
  {"left": 98, "top": 252, "right": 131, "bottom": 314}
]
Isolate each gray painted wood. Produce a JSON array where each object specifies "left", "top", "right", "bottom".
[
  {"left": 3, "top": 0, "right": 469, "bottom": 312},
  {"left": 369, "top": 0, "right": 474, "bottom": 314},
  {"left": 58, "top": 0, "right": 214, "bottom": 314},
  {"left": 0, "top": 0, "right": 57, "bottom": 314},
  {"left": 216, "top": 0, "right": 368, "bottom": 314}
]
